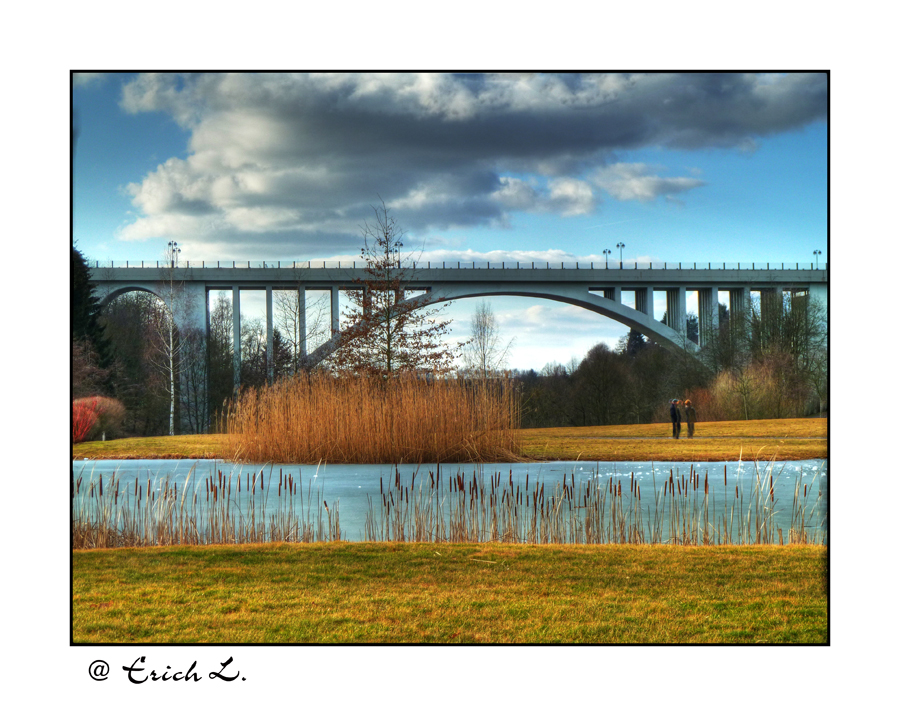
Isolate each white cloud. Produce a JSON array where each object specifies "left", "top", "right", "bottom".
[
  {"left": 491, "top": 177, "right": 540, "bottom": 211},
  {"left": 591, "top": 163, "right": 705, "bottom": 202},
  {"left": 547, "top": 178, "right": 595, "bottom": 215},
  {"left": 490, "top": 176, "right": 594, "bottom": 216}
]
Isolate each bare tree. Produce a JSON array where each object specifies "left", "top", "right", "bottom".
[
  {"left": 462, "top": 300, "right": 514, "bottom": 379},
  {"left": 99, "top": 291, "right": 172, "bottom": 435},
  {"left": 72, "top": 338, "right": 110, "bottom": 399},
  {"left": 330, "top": 202, "right": 464, "bottom": 377},
  {"left": 206, "top": 292, "right": 234, "bottom": 423},
  {"left": 177, "top": 327, "right": 208, "bottom": 433}
]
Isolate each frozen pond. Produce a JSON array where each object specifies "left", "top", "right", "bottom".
[{"left": 72, "top": 458, "right": 827, "bottom": 546}]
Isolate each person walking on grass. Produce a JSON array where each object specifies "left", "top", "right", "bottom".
[
  {"left": 670, "top": 399, "right": 682, "bottom": 439},
  {"left": 684, "top": 399, "right": 696, "bottom": 438}
]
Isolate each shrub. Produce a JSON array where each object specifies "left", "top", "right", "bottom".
[
  {"left": 73, "top": 396, "right": 127, "bottom": 442},
  {"left": 87, "top": 397, "right": 127, "bottom": 440},
  {"left": 73, "top": 398, "right": 99, "bottom": 443}
]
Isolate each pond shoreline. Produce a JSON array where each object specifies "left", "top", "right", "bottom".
[{"left": 72, "top": 418, "right": 828, "bottom": 464}]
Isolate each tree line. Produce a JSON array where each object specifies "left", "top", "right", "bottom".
[{"left": 515, "top": 292, "right": 826, "bottom": 428}]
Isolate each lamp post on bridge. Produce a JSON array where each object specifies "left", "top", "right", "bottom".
[
  {"left": 603, "top": 248, "right": 611, "bottom": 267},
  {"left": 168, "top": 241, "right": 181, "bottom": 268},
  {"left": 616, "top": 242, "right": 625, "bottom": 268},
  {"left": 813, "top": 249, "right": 821, "bottom": 270}
]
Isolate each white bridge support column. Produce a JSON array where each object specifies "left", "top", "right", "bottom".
[
  {"left": 177, "top": 282, "right": 210, "bottom": 432},
  {"left": 729, "top": 287, "right": 750, "bottom": 327},
  {"left": 635, "top": 287, "right": 652, "bottom": 317},
  {"left": 266, "top": 285, "right": 274, "bottom": 384},
  {"left": 331, "top": 286, "right": 340, "bottom": 334},
  {"left": 297, "top": 286, "right": 307, "bottom": 358},
  {"left": 179, "top": 282, "right": 208, "bottom": 332},
  {"left": 666, "top": 287, "right": 687, "bottom": 335},
  {"left": 809, "top": 283, "right": 827, "bottom": 310},
  {"left": 760, "top": 286, "right": 785, "bottom": 326},
  {"left": 232, "top": 286, "right": 241, "bottom": 394},
  {"left": 698, "top": 286, "right": 720, "bottom": 347},
  {"left": 809, "top": 283, "right": 828, "bottom": 331},
  {"left": 601, "top": 286, "right": 622, "bottom": 303}
]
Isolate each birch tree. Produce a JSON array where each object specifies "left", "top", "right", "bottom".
[{"left": 148, "top": 243, "right": 201, "bottom": 435}]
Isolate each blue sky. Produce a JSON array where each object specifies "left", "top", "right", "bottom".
[{"left": 73, "top": 72, "right": 827, "bottom": 371}]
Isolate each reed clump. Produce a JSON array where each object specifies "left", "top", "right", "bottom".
[
  {"left": 364, "top": 461, "right": 827, "bottom": 546},
  {"left": 224, "top": 373, "right": 521, "bottom": 464},
  {"left": 71, "top": 465, "right": 340, "bottom": 549}
]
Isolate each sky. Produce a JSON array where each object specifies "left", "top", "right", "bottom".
[{"left": 73, "top": 72, "right": 828, "bottom": 371}]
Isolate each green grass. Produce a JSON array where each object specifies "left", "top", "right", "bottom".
[
  {"left": 72, "top": 418, "right": 827, "bottom": 463},
  {"left": 72, "top": 542, "right": 828, "bottom": 644}
]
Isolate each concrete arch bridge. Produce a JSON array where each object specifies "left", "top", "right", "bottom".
[{"left": 90, "top": 261, "right": 827, "bottom": 412}]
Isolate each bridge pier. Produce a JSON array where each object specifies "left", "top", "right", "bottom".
[
  {"left": 634, "top": 287, "right": 652, "bottom": 317},
  {"left": 809, "top": 283, "right": 828, "bottom": 317},
  {"left": 599, "top": 286, "right": 622, "bottom": 303},
  {"left": 729, "top": 287, "right": 751, "bottom": 326},
  {"left": 297, "top": 286, "right": 307, "bottom": 358},
  {"left": 759, "top": 286, "right": 785, "bottom": 328},
  {"left": 232, "top": 287, "right": 241, "bottom": 394},
  {"left": 266, "top": 286, "right": 274, "bottom": 384},
  {"left": 698, "top": 286, "right": 720, "bottom": 347},
  {"left": 665, "top": 286, "right": 687, "bottom": 337},
  {"left": 331, "top": 286, "right": 340, "bottom": 334}
]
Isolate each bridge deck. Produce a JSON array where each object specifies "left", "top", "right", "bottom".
[{"left": 91, "top": 264, "right": 827, "bottom": 289}]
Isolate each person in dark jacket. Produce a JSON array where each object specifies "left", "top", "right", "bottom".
[
  {"left": 684, "top": 399, "right": 696, "bottom": 438},
  {"left": 669, "top": 399, "right": 682, "bottom": 439}
]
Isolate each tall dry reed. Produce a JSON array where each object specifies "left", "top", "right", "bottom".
[
  {"left": 71, "top": 464, "right": 340, "bottom": 548},
  {"left": 364, "top": 461, "right": 827, "bottom": 546},
  {"left": 224, "top": 373, "right": 521, "bottom": 464},
  {"left": 72, "top": 460, "right": 826, "bottom": 548}
]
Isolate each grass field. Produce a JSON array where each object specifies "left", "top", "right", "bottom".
[
  {"left": 71, "top": 418, "right": 829, "bottom": 645},
  {"left": 72, "top": 542, "right": 827, "bottom": 644},
  {"left": 72, "top": 418, "right": 827, "bottom": 463},
  {"left": 518, "top": 418, "right": 827, "bottom": 462}
]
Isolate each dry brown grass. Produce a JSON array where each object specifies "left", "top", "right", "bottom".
[
  {"left": 519, "top": 418, "right": 827, "bottom": 462},
  {"left": 72, "top": 418, "right": 826, "bottom": 463},
  {"left": 523, "top": 418, "right": 827, "bottom": 439},
  {"left": 224, "top": 373, "right": 520, "bottom": 464}
]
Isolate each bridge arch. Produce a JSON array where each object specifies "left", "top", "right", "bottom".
[
  {"left": 305, "top": 283, "right": 701, "bottom": 369},
  {"left": 98, "top": 284, "right": 166, "bottom": 310}
]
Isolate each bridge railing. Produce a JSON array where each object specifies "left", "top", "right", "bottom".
[{"left": 92, "top": 260, "right": 829, "bottom": 271}]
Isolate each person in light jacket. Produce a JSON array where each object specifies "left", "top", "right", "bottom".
[
  {"left": 669, "top": 399, "right": 682, "bottom": 439},
  {"left": 684, "top": 399, "right": 696, "bottom": 438}
]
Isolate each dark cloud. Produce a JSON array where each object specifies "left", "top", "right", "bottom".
[{"left": 116, "top": 72, "right": 826, "bottom": 256}]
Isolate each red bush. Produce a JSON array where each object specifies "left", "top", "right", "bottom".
[{"left": 73, "top": 398, "right": 99, "bottom": 443}]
